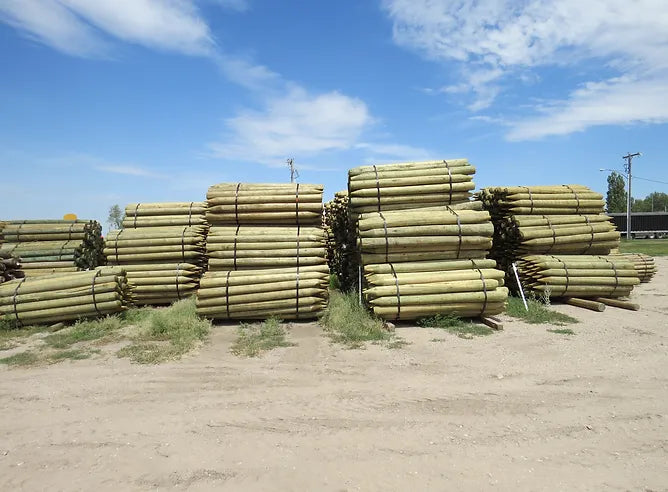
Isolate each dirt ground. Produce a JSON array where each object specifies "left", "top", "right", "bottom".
[{"left": 1, "top": 259, "right": 667, "bottom": 491}]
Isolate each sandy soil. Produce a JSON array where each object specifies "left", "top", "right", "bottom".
[{"left": 1, "top": 259, "right": 667, "bottom": 491}]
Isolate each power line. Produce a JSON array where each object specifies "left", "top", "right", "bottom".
[{"left": 633, "top": 176, "right": 668, "bottom": 186}]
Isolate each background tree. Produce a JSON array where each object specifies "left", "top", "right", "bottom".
[
  {"left": 108, "top": 204, "right": 124, "bottom": 231},
  {"left": 606, "top": 171, "right": 627, "bottom": 213},
  {"left": 631, "top": 192, "right": 668, "bottom": 212}
]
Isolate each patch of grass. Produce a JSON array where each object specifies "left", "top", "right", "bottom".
[
  {"left": 328, "top": 273, "right": 340, "bottom": 290},
  {"left": 386, "top": 337, "right": 410, "bottom": 349},
  {"left": 619, "top": 238, "right": 668, "bottom": 256},
  {"left": 0, "top": 351, "right": 40, "bottom": 367},
  {"left": 117, "top": 298, "right": 211, "bottom": 364},
  {"left": 48, "top": 348, "right": 95, "bottom": 361},
  {"left": 320, "top": 290, "right": 391, "bottom": 348},
  {"left": 547, "top": 328, "right": 576, "bottom": 335},
  {"left": 0, "top": 318, "right": 53, "bottom": 351},
  {"left": 43, "top": 316, "right": 122, "bottom": 349},
  {"left": 430, "top": 338, "right": 447, "bottom": 342},
  {"left": 231, "top": 317, "right": 295, "bottom": 357},
  {"left": 506, "top": 296, "right": 578, "bottom": 326},
  {"left": 418, "top": 314, "right": 494, "bottom": 338}
]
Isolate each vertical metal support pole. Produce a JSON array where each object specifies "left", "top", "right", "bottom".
[{"left": 512, "top": 262, "right": 529, "bottom": 311}]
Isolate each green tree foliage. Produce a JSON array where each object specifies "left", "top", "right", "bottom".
[
  {"left": 107, "top": 204, "right": 124, "bottom": 230},
  {"left": 606, "top": 172, "right": 627, "bottom": 213},
  {"left": 632, "top": 192, "right": 668, "bottom": 212}
]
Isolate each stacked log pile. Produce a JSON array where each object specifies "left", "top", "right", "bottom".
[
  {"left": 610, "top": 253, "right": 656, "bottom": 283},
  {"left": 106, "top": 202, "right": 208, "bottom": 305},
  {"left": 0, "top": 220, "right": 104, "bottom": 277},
  {"left": 357, "top": 207, "right": 507, "bottom": 320},
  {"left": 342, "top": 160, "right": 508, "bottom": 321},
  {"left": 197, "top": 183, "right": 328, "bottom": 320},
  {"left": 516, "top": 255, "right": 639, "bottom": 298},
  {"left": 0, "top": 267, "right": 133, "bottom": 325},
  {"left": 479, "top": 185, "right": 642, "bottom": 304},
  {"left": 1, "top": 251, "right": 23, "bottom": 284},
  {"left": 323, "top": 191, "right": 357, "bottom": 292},
  {"left": 348, "top": 159, "right": 476, "bottom": 215}
]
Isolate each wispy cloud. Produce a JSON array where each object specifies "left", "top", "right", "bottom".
[
  {"left": 0, "top": 0, "right": 215, "bottom": 57},
  {"left": 382, "top": 0, "right": 668, "bottom": 138},
  {"left": 208, "top": 87, "right": 374, "bottom": 166}
]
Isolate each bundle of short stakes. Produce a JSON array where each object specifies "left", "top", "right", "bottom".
[{"left": 197, "top": 183, "right": 329, "bottom": 320}]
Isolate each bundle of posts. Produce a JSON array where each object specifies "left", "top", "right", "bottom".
[
  {"left": 0, "top": 267, "right": 133, "bottom": 326},
  {"left": 0, "top": 220, "right": 105, "bottom": 276},
  {"left": 198, "top": 182, "right": 328, "bottom": 320},
  {"left": 610, "top": 253, "right": 656, "bottom": 283},
  {"left": 357, "top": 206, "right": 508, "bottom": 320},
  {"left": 323, "top": 191, "right": 358, "bottom": 292},
  {"left": 122, "top": 202, "right": 208, "bottom": 228},
  {"left": 105, "top": 225, "right": 207, "bottom": 305},
  {"left": 479, "top": 185, "right": 619, "bottom": 280},
  {"left": 196, "top": 265, "right": 329, "bottom": 320},
  {"left": 479, "top": 185, "right": 606, "bottom": 218},
  {"left": 206, "top": 183, "right": 323, "bottom": 226},
  {"left": 348, "top": 159, "right": 476, "bottom": 215},
  {"left": 515, "top": 255, "right": 640, "bottom": 298},
  {"left": 0, "top": 251, "right": 23, "bottom": 283},
  {"left": 206, "top": 226, "right": 327, "bottom": 271}
]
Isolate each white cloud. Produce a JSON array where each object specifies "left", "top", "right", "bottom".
[
  {"left": 383, "top": 0, "right": 668, "bottom": 138},
  {"left": 209, "top": 88, "right": 374, "bottom": 166},
  {"left": 0, "top": 0, "right": 214, "bottom": 56}
]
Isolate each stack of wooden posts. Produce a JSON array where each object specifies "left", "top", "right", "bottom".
[
  {"left": 0, "top": 220, "right": 105, "bottom": 277},
  {"left": 323, "top": 191, "right": 357, "bottom": 292},
  {"left": 357, "top": 207, "right": 507, "bottom": 320},
  {"left": 344, "top": 160, "right": 507, "bottom": 322},
  {"left": 479, "top": 185, "right": 642, "bottom": 307},
  {"left": 106, "top": 202, "right": 208, "bottom": 305},
  {"left": 610, "top": 253, "right": 656, "bottom": 283},
  {"left": 348, "top": 159, "right": 476, "bottom": 215},
  {"left": 0, "top": 267, "right": 133, "bottom": 326},
  {"left": 197, "top": 183, "right": 328, "bottom": 320},
  {"left": 1, "top": 250, "right": 23, "bottom": 284},
  {"left": 516, "top": 255, "right": 640, "bottom": 310}
]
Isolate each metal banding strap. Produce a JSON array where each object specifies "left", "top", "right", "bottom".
[
  {"left": 476, "top": 268, "right": 488, "bottom": 316},
  {"left": 133, "top": 203, "right": 141, "bottom": 229},
  {"left": 187, "top": 201, "right": 194, "bottom": 227},
  {"left": 443, "top": 160, "right": 453, "bottom": 204},
  {"left": 68, "top": 223, "right": 75, "bottom": 241},
  {"left": 544, "top": 215, "right": 557, "bottom": 253},
  {"left": 584, "top": 215, "right": 595, "bottom": 253},
  {"left": 379, "top": 212, "right": 390, "bottom": 263},
  {"left": 373, "top": 165, "right": 381, "bottom": 212},
  {"left": 525, "top": 187, "right": 534, "bottom": 214},
  {"left": 175, "top": 263, "right": 182, "bottom": 300},
  {"left": 233, "top": 225, "right": 240, "bottom": 270},
  {"left": 234, "top": 183, "right": 241, "bottom": 226},
  {"left": 389, "top": 263, "right": 401, "bottom": 321},
  {"left": 602, "top": 256, "right": 620, "bottom": 296},
  {"left": 295, "top": 268, "right": 300, "bottom": 320},
  {"left": 557, "top": 257, "right": 570, "bottom": 294},
  {"left": 16, "top": 223, "right": 22, "bottom": 243},
  {"left": 453, "top": 210, "right": 463, "bottom": 259},
  {"left": 566, "top": 185, "right": 581, "bottom": 214},
  {"left": 296, "top": 225, "right": 301, "bottom": 272},
  {"left": 58, "top": 241, "right": 68, "bottom": 261},
  {"left": 91, "top": 270, "right": 102, "bottom": 316},
  {"left": 114, "top": 229, "right": 123, "bottom": 264},
  {"left": 180, "top": 227, "right": 187, "bottom": 263},
  {"left": 12, "top": 277, "right": 26, "bottom": 326},
  {"left": 295, "top": 183, "right": 300, "bottom": 227},
  {"left": 225, "top": 271, "right": 232, "bottom": 319}
]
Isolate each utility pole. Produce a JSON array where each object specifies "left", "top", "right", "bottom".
[
  {"left": 287, "top": 158, "right": 299, "bottom": 183},
  {"left": 622, "top": 152, "right": 641, "bottom": 240}
]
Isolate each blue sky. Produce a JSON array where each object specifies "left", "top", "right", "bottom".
[{"left": 2, "top": 0, "right": 667, "bottom": 230}]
